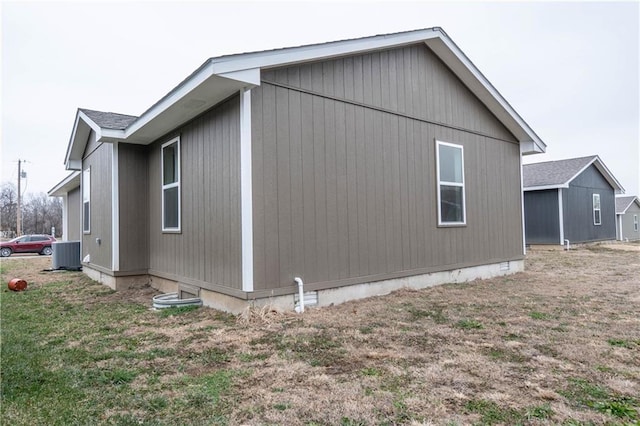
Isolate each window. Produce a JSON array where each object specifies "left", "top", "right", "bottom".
[
  {"left": 436, "top": 140, "right": 466, "bottom": 225},
  {"left": 593, "top": 194, "right": 601, "bottom": 225},
  {"left": 83, "top": 167, "right": 90, "bottom": 233},
  {"left": 634, "top": 214, "right": 638, "bottom": 232},
  {"left": 162, "top": 137, "right": 181, "bottom": 231}
]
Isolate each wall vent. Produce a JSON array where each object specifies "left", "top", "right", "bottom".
[
  {"left": 52, "top": 241, "right": 81, "bottom": 270},
  {"left": 500, "top": 261, "right": 510, "bottom": 271}
]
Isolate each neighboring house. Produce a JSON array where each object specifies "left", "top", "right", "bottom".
[
  {"left": 615, "top": 196, "right": 640, "bottom": 241},
  {"left": 48, "top": 28, "right": 547, "bottom": 312},
  {"left": 523, "top": 156, "right": 624, "bottom": 245}
]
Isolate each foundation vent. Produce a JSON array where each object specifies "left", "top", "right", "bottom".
[
  {"left": 178, "top": 283, "right": 200, "bottom": 299},
  {"left": 294, "top": 291, "right": 318, "bottom": 310},
  {"left": 500, "top": 261, "right": 510, "bottom": 271}
]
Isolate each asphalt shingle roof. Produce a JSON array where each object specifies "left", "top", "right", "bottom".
[
  {"left": 80, "top": 108, "right": 138, "bottom": 130},
  {"left": 616, "top": 196, "right": 638, "bottom": 214},
  {"left": 523, "top": 156, "right": 597, "bottom": 188}
]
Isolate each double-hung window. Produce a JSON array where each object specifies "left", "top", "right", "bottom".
[
  {"left": 162, "top": 137, "right": 181, "bottom": 232},
  {"left": 593, "top": 194, "right": 601, "bottom": 225},
  {"left": 634, "top": 214, "right": 638, "bottom": 232},
  {"left": 83, "top": 167, "right": 90, "bottom": 233},
  {"left": 436, "top": 140, "right": 466, "bottom": 226}
]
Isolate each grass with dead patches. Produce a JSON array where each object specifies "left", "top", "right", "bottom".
[
  {"left": 559, "top": 378, "right": 639, "bottom": 420},
  {"left": 2, "top": 246, "right": 640, "bottom": 425}
]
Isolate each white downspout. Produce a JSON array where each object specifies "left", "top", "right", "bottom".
[{"left": 294, "top": 277, "right": 304, "bottom": 313}]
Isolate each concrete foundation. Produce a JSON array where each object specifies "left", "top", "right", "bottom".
[
  {"left": 82, "top": 265, "right": 149, "bottom": 291},
  {"left": 146, "top": 259, "right": 525, "bottom": 314}
]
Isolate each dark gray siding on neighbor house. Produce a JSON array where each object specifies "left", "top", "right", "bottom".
[
  {"left": 620, "top": 202, "right": 640, "bottom": 241},
  {"left": 562, "top": 165, "right": 616, "bottom": 243},
  {"left": 148, "top": 96, "right": 242, "bottom": 292},
  {"left": 523, "top": 189, "right": 559, "bottom": 244},
  {"left": 82, "top": 131, "right": 112, "bottom": 270},
  {"left": 118, "top": 144, "right": 149, "bottom": 272},
  {"left": 251, "top": 44, "right": 523, "bottom": 293},
  {"left": 67, "top": 186, "right": 82, "bottom": 241}
]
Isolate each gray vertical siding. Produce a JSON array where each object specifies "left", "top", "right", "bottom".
[
  {"left": 251, "top": 45, "right": 523, "bottom": 291},
  {"left": 148, "top": 96, "right": 242, "bottom": 291},
  {"left": 523, "top": 189, "right": 560, "bottom": 244},
  {"left": 67, "top": 186, "right": 82, "bottom": 241},
  {"left": 261, "top": 44, "right": 517, "bottom": 143},
  {"left": 620, "top": 202, "right": 640, "bottom": 241},
  {"left": 82, "top": 133, "right": 112, "bottom": 270},
  {"left": 118, "top": 144, "right": 149, "bottom": 272},
  {"left": 563, "top": 165, "right": 616, "bottom": 243}
]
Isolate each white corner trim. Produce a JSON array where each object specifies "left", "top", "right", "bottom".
[
  {"left": 112, "top": 142, "right": 119, "bottom": 271},
  {"left": 240, "top": 88, "right": 254, "bottom": 292},
  {"left": 61, "top": 194, "right": 68, "bottom": 241},
  {"left": 558, "top": 188, "right": 564, "bottom": 245},
  {"left": 519, "top": 152, "right": 526, "bottom": 254}
]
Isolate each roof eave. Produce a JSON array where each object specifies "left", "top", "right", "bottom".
[
  {"left": 48, "top": 171, "right": 80, "bottom": 196},
  {"left": 524, "top": 184, "right": 568, "bottom": 191}
]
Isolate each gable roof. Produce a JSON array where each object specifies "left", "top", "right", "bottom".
[
  {"left": 523, "top": 155, "right": 624, "bottom": 193},
  {"left": 616, "top": 196, "right": 640, "bottom": 214},
  {"left": 79, "top": 109, "right": 138, "bottom": 130},
  {"left": 63, "top": 27, "right": 546, "bottom": 170}
]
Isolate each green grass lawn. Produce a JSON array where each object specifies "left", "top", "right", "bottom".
[{"left": 1, "top": 273, "right": 235, "bottom": 425}]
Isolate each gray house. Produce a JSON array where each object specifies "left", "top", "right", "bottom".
[
  {"left": 616, "top": 196, "right": 640, "bottom": 241},
  {"left": 49, "top": 28, "right": 547, "bottom": 312},
  {"left": 523, "top": 156, "right": 624, "bottom": 245}
]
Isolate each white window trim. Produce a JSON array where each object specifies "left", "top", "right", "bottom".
[
  {"left": 436, "top": 140, "right": 466, "bottom": 226},
  {"left": 593, "top": 193, "right": 601, "bottom": 226},
  {"left": 161, "top": 137, "right": 181, "bottom": 232},
  {"left": 634, "top": 214, "right": 638, "bottom": 232},
  {"left": 83, "top": 167, "right": 91, "bottom": 234}
]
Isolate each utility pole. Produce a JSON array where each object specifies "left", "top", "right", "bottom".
[{"left": 17, "top": 159, "right": 22, "bottom": 236}]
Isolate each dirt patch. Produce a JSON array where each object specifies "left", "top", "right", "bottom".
[{"left": 2, "top": 245, "right": 639, "bottom": 424}]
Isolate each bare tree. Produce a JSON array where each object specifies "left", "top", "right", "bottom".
[
  {"left": 22, "top": 193, "right": 63, "bottom": 236},
  {"left": 0, "top": 182, "right": 63, "bottom": 237},
  {"left": 0, "top": 182, "right": 18, "bottom": 237}
]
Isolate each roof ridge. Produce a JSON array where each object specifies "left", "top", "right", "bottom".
[{"left": 524, "top": 155, "right": 597, "bottom": 167}]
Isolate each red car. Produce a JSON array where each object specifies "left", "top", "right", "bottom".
[{"left": 0, "top": 235, "right": 56, "bottom": 257}]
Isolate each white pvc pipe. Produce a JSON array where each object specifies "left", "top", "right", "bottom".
[
  {"left": 294, "top": 277, "right": 304, "bottom": 313},
  {"left": 564, "top": 239, "right": 570, "bottom": 251}
]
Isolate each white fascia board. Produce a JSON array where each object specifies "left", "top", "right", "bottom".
[
  {"left": 48, "top": 171, "right": 81, "bottom": 196},
  {"left": 523, "top": 184, "right": 567, "bottom": 191},
  {"left": 99, "top": 128, "right": 126, "bottom": 142},
  {"left": 427, "top": 36, "right": 546, "bottom": 153},
  {"left": 124, "top": 62, "right": 218, "bottom": 137},
  {"left": 566, "top": 156, "right": 625, "bottom": 194},
  {"left": 65, "top": 111, "right": 112, "bottom": 169},
  {"left": 520, "top": 141, "right": 545, "bottom": 155},
  {"left": 209, "top": 29, "right": 442, "bottom": 75},
  {"left": 219, "top": 68, "right": 261, "bottom": 86},
  {"left": 616, "top": 197, "right": 639, "bottom": 214},
  {"left": 67, "top": 159, "right": 82, "bottom": 171}
]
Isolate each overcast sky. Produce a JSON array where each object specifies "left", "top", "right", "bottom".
[{"left": 2, "top": 1, "right": 639, "bottom": 196}]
